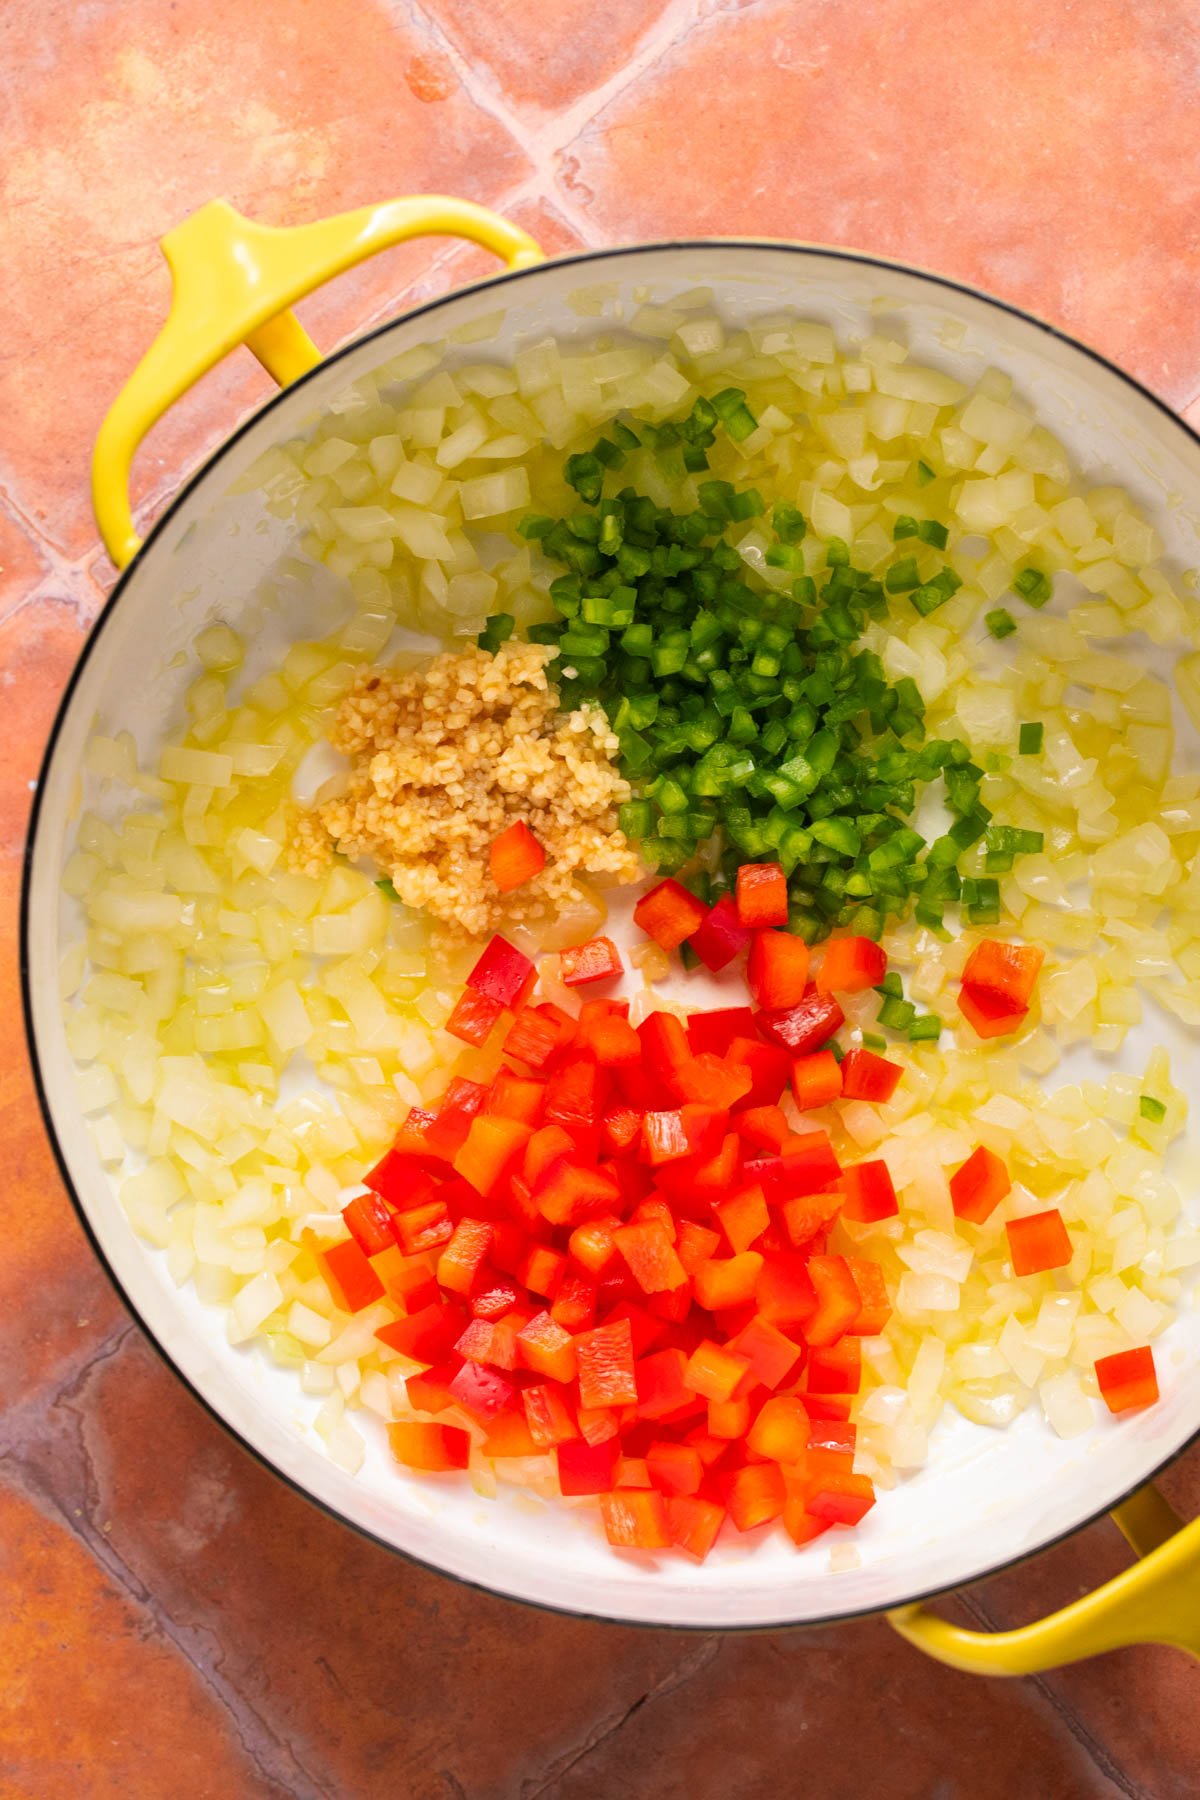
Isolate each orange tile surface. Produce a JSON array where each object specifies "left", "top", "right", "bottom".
[{"left": 2, "top": 2, "right": 1199, "bottom": 1796}]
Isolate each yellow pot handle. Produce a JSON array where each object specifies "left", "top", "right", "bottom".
[
  {"left": 889, "top": 1480, "right": 1200, "bottom": 1673},
  {"left": 92, "top": 195, "right": 545, "bottom": 570}
]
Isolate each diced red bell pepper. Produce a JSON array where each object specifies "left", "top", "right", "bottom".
[
  {"left": 1096, "top": 1346, "right": 1159, "bottom": 1414},
  {"left": 676, "top": 1220, "right": 722, "bottom": 1275},
  {"left": 806, "top": 1337, "right": 863, "bottom": 1394},
  {"left": 616, "top": 1457, "right": 652, "bottom": 1489},
  {"left": 388, "top": 1421, "right": 470, "bottom": 1473},
  {"left": 454, "top": 1317, "right": 515, "bottom": 1370},
  {"left": 802, "top": 1447, "right": 875, "bottom": 1525},
  {"left": 840, "top": 1159, "right": 899, "bottom": 1223},
  {"left": 514, "top": 1309, "right": 577, "bottom": 1384},
  {"left": 446, "top": 987, "right": 504, "bottom": 1047},
  {"left": 782, "top": 1473, "right": 833, "bottom": 1547},
  {"left": 708, "top": 1395, "right": 752, "bottom": 1439},
  {"left": 364, "top": 1150, "right": 439, "bottom": 1209},
  {"left": 599, "top": 1488, "right": 670, "bottom": 1549},
  {"left": 380, "top": 1251, "right": 440, "bottom": 1315},
  {"left": 664, "top": 1494, "right": 726, "bottom": 1561},
  {"left": 735, "top": 862, "right": 789, "bottom": 929},
  {"left": 779, "top": 1189, "right": 844, "bottom": 1249},
  {"left": 803, "top": 1392, "right": 853, "bottom": 1422},
  {"left": 556, "top": 1437, "right": 621, "bottom": 1495},
  {"left": 424, "top": 1078, "right": 490, "bottom": 1162},
  {"left": 561, "top": 935, "right": 624, "bottom": 987},
  {"left": 376, "top": 1302, "right": 465, "bottom": 1364},
  {"left": 614, "top": 1220, "right": 688, "bottom": 1294},
  {"left": 684, "top": 1429, "right": 731, "bottom": 1470},
  {"left": 480, "top": 1410, "right": 538, "bottom": 1458},
  {"left": 485, "top": 1069, "right": 546, "bottom": 1127},
  {"left": 453, "top": 1116, "right": 532, "bottom": 1198},
  {"left": 341, "top": 1191, "right": 395, "bottom": 1259},
  {"left": 522, "top": 1383, "right": 578, "bottom": 1447},
  {"left": 686, "top": 1005, "right": 758, "bottom": 1057},
  {"left": 724, "top": 1314, "right": 803, "bottom": 1390},
  {"left": 471, "top": 1273, "right": 521, "bottom": 1321},
  {"left": 806, "top": 1256, "right": 863, "bottom": 1348},
  {"left": 725, "top": 1036, "right": 792, "bottom": 1108},
  {"left": 647, "top": 1284, "right": 693, "bottom": 1325},
  {"left": 757, "top": 990, "right": 845, "bottom": 1054},
  {"left": 518, "top": 1242, "right": 568, "bottom": 1299},
  {"left": 467, "top": 933, "right": 536, "bottom": 1009},
  {"left": 1006, "top": 1208, "right": 1072, "bottom": 1276},
  {"left": 449, "top": 1360, "right": 519, "bottom": 1421},
  {"left": 534, "top": 1158, "right": 621, "bottom": 1228},
  {"left": 844, "top": 1258, "right": 892, "bottom": 1335},
  {"left": 576, "top": 1316, "right": 638, "bottom": 1409},
  {"left": 772, "top": 1128, "right": 842, "bottom": 1196},
  {"left": 747, "top": 1395, "right": 811, "bottom": 1463},
  {"left": 635, "top": 1347, "right": 696, "bottom": 1420},
  {"left": 693, "top": 1252, "right": 764, "bottom": 1312},
  {"left": 637, "top": 1009, "right": 693, "bottom": 1077},
  {"left": 715, "top": 1183, "right": 770, "bottom": 1254},
  {"left": 669, "top": 1052, "right": 754, "bottom": 1111},
  {"left": 958, "top": 984, "right": 1029, "bottom": 1039},
  {"left": 404, "top": 1359, "right": 461, "bottom": 1414},
  {"left": 551, "top": 1270, "right": 598, "bottom": 1333},
  {"left": 736, "top": 1104, "right": 790, "bottom": 1150},
  {"left": 319, "top": 1237, "right": 386, "bottom": 1313},
  {"left": 633, "top": 878, "right": 709, "bottom": 951},
  {"left": 950, "top": 1145, "right": 1011, "bottom": 1224},
  {"left": 503, "top": 1006, "right": 565, "bottom": 1069},
  {"left": 568, "top": 1215, "right": 621, "bottom": 1275},
  {"left": 684, "top": 1339, "right": 752, "bottom": 1403},
  {"left": 602, "top": 1105, "right": 644, "bottom": 1153},
  {"left": 645, "top": 1441, "right": 704, "bottom": 1495},
  {"left": 790, "top": 1050, "right": 843, "bottom": 1112},
  {"left": 640, "top": 1105, "right": 718, "bottom": 1167},
  {"left": 962, "top": 939, "right": 1045, "bottom": 1010},
  {"left": 657, "top": 1129, "right": 740, "bottom": 1205},
  {"left": 816, "top": 936, "right": 887, "bottom": 995},
  {"left": 748, "top": 930, "right": 810, "bottom": 1010},
  {"left": 687, "top": 893, "right": 754, "bottom": 971},
  {"left": 523, "top": 1123, "right": 575, "bottom": 1186},
  {"left": 724, "top": 1461, "right": 786, "bottom": 1531},
  {"left": 808, "top": 1419, "right": 858, "bottom": 1454},
  {"left": 755, "top": 1251, "right": 818, "bottom": 1332},
  {"left": 392, "top": 1198, "right": 454, "bottom": 1255},
  {"left": 577, "top": 1405, "right": 620, "bottom": 1446},
  {"left": 489, "top": 819, "right": 545, "bottom": 893},
  {"left": 545, "top": 1055, "right": 607, "bottom": 1131},
  {"left": 577, "top": 1001, "right": 641, "bottom": 1067},
  {"left": 436, "top": 1218, "right": 494, "bottom": 1296},
  {"left": 840, "top": 1047, "right": 902, "bottom": 1104},
  {"left": 601, "top": 1299, "right": 667, "bottom": 1359}
]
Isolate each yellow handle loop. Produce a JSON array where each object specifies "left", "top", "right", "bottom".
[
  {"left": 889, "top": 1481, "right": 1200, "bottom": 1673},
  {"left": 92, "top": 195, "right": 544, "bottom": 569}
]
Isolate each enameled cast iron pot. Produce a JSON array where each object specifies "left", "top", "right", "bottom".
[{"left": 23, "top": 194, "right": 1200, "bottom": 1670}]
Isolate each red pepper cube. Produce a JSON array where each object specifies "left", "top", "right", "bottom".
[
  {"left": 341, "top": 1191, "right": 395, "bottom": 1259},
  {"left": 480, "top": 1409, "right": 538, "bottom": 1458},
  {"left": 840, "top": 1047, "right": 902, "bottom": 1104},
  {"left": 790, "top": 1050, "right": 843, "bottom": 1113},
  {"left": 614, "top": 1220, "right": 688, "bottom": 1295},
  {"left": 747, "top": 1395, "right": 812, "bottom": 1463},
  {"left": 561, "top": 935, "right": 624, "bottom": 987},
  {"left": 449, "top": 1360, "right": 519, "bottom": 1421},
  {"left": 676, "top": 1219, "right": 723, "bottom": 1275},
  {"left": 635, "top": 1347, "right": 695, "bottom": 1420},
  {"left": 516, "top": 1310, "right": 578, "bottom": 1384},
  {"left": 445, "top": 987, "right": 504, "bottom": 1047},
  {"left": 523, "top": 1123, "right": 575, "bottom": 1187},
  {"left": 724, "top": 1314, "right": 803, "bottom": 1391},
  {"left": 436, "top": 1218, "right": 494, "bottom": 1297},
  {"left": 578, "top": 1001, "right": 641, "bottom": 1067},
  {"left": 646, "top": 1441, "right": 704, "bottom": 1496},
  {"left": 958, "top": 984, "right": 1030, "bottom": 1040},
  {"left": 962, "top": 939, "right": 1045, "bottom": 1010},
  {"left": 577, "top": 1405, "right": 620, "bottom": 1447},
  {"left": 1006, "top": 1208, "right": 1072, "bottom": 1276},
  {"left": 319, "top": 1237, "right": 385, "bottom": 1313},
  {"left": 403, "top": 1359, "right": 461, "bottom": 1414},
  {"left": 602, "top": 1105, "right": 644, "bottom": 1154},
  {"left": 802, "top": 1447, "right": 875, "bottom": 1525},
  {"left": 708, "top": 1395, "right": 752, "bottom": 1439},
  {"left": 503, "top": 1007, "right": 563, "bottom": 1069},
  {"left": 568, "top": 1215, "right": 621, "bottom": 1276},
  {"left": 640, "top": 1109, "right": 692, "bottom": 1166},
  {"left": 377, "top": 1112, "right": 441, "bottom": 1168},
  {"left": 806, "top": 1338, "right": 863, "bottom": 1394},
  {"left": 424, "top": 1077, "right": 490, "bottom": 1162},
  {"left": 550, "top": 1271, "right": 598, "bottom": 1333},
  {"left": 778, "top": 1190, "right": 842, "bottom": 1251},
  {"left": 656, "top": 1129, "right": 740, "bottom": 1205},
  {"left": 664, "top": 1494, "right": 726, "bottom": 1561},
  {"left": 687, "top": 893, "right": 754, "bottom": 972},
  {"left": 616, "top": 1456, "right": 652, "bottom": 1489},
  {"left": 392, "top": 1198, "right": 454, "bottom": 1256},
  {"left": 534, "top": 1158, "right": 621, "bottom": 1228},
  {"left": 840, "top": 1159, "right": 899, "bottom": 1224},
  {"left": 1096, "top": 1346, "right": 1159, "bottom": 1414},
  {"left": 518, "top": 1242, "right": 568, "bottom": 1300},
  {"left": 844, "top": 1258, "right": 892, "bottom": 1336},
  {"left": 545, "top": 1055, "right": 607, "bottom": 1131},
  {"left": 755, "top": 1251, "right": 818, "bottom": 1333},
  {"left": 453, "top": 1116, "right": 532, "bottom": 1199},
  {"left": 471, "top": 1273, "right": 521, "bottom": 1321},
  {"left": 380, "top": 1252, "right": 441, "bottom": 1316},
  {"left": 736, "top": 1103, "right": 790, "bottom": 1150},
  {"left": 556, "top": 1437, "right": 621, "bottom": 1495},
  {"left": 454, "top": 1317, "right": 515, "bottom": 1370},
  {"left": 599, "top": 1488, "right": 671, "bottom": 1549},
  {"left": 684, "top": 1339, "right": 752, "bottom": 1404},
  {"left": 601, "top": 1299, "right": 667, "bottom": 1359},
  {"left": 467, "top": 933, "right": 536, "bottom": 1009},
  {"left": 669, "top": 1051, "right": 754, "bottom": 1111},
  {"left": 376, "top": 1303, "right": 464, "bottom": 1365},
  {"left": 782, "top": 1474, "right": 833, "bottom": 1547},
  {"left": 693, "top": 1252, "right": 764, "bottom": 1312},
  {"left": 816, "top": 935, "right": 887, "bottom": 995},
  {"left": 724, "top": 1462, "right": 786, "bottom": 1532},
  {"left": 633, "top": 878, "right": 709, "bottom": 951},
  {"left": 735, "top": 861, "right": 789, "bottom": 929},
  {"left": 747, "top": 929, "right": 810, "bottom": 1010},
  {"left": 756, "top": 990, "right": 845, "bottom": 1055},
  {"left": 485, "top": 1069, "right": 546, "bottom": 1127},
  {"left": 715, "top": 1183, "right": 770, "bottom": 1254},
  {"left": 522, "top": 1383, "right": 579, "bottom": 1447},
  {"left": 576, "top": 1316, "right": 638, "bottom": 1410},
  {"left": 806, "top": 1256, "right": 864, "bottom": 1349},
  {"left": 803, "top": 1393, "right": 853, "bottom": 1423},
  {"left": 808, "top": 1419, "right": 858, "bottom": 1454},
  {"left": 686, "top": 1005, "right": 758, "bottom": 1057},
  {"left": 950, "top": 1145, "right": 1011, "bottom": 1224},
  {"left": 387, "top": 1420, "right": 471, "bottom": 1472},
  {"left": 489, "top": 819, "right": 545, "bottom": 893}
]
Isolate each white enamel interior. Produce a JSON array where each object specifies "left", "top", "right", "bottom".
[{"left": 25, "top": 243, "right": 1200, "bottom": 1629}]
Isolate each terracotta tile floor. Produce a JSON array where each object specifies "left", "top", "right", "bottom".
[{"left": 2, "top": 2, "right": 1198, "bottom": 1793}]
